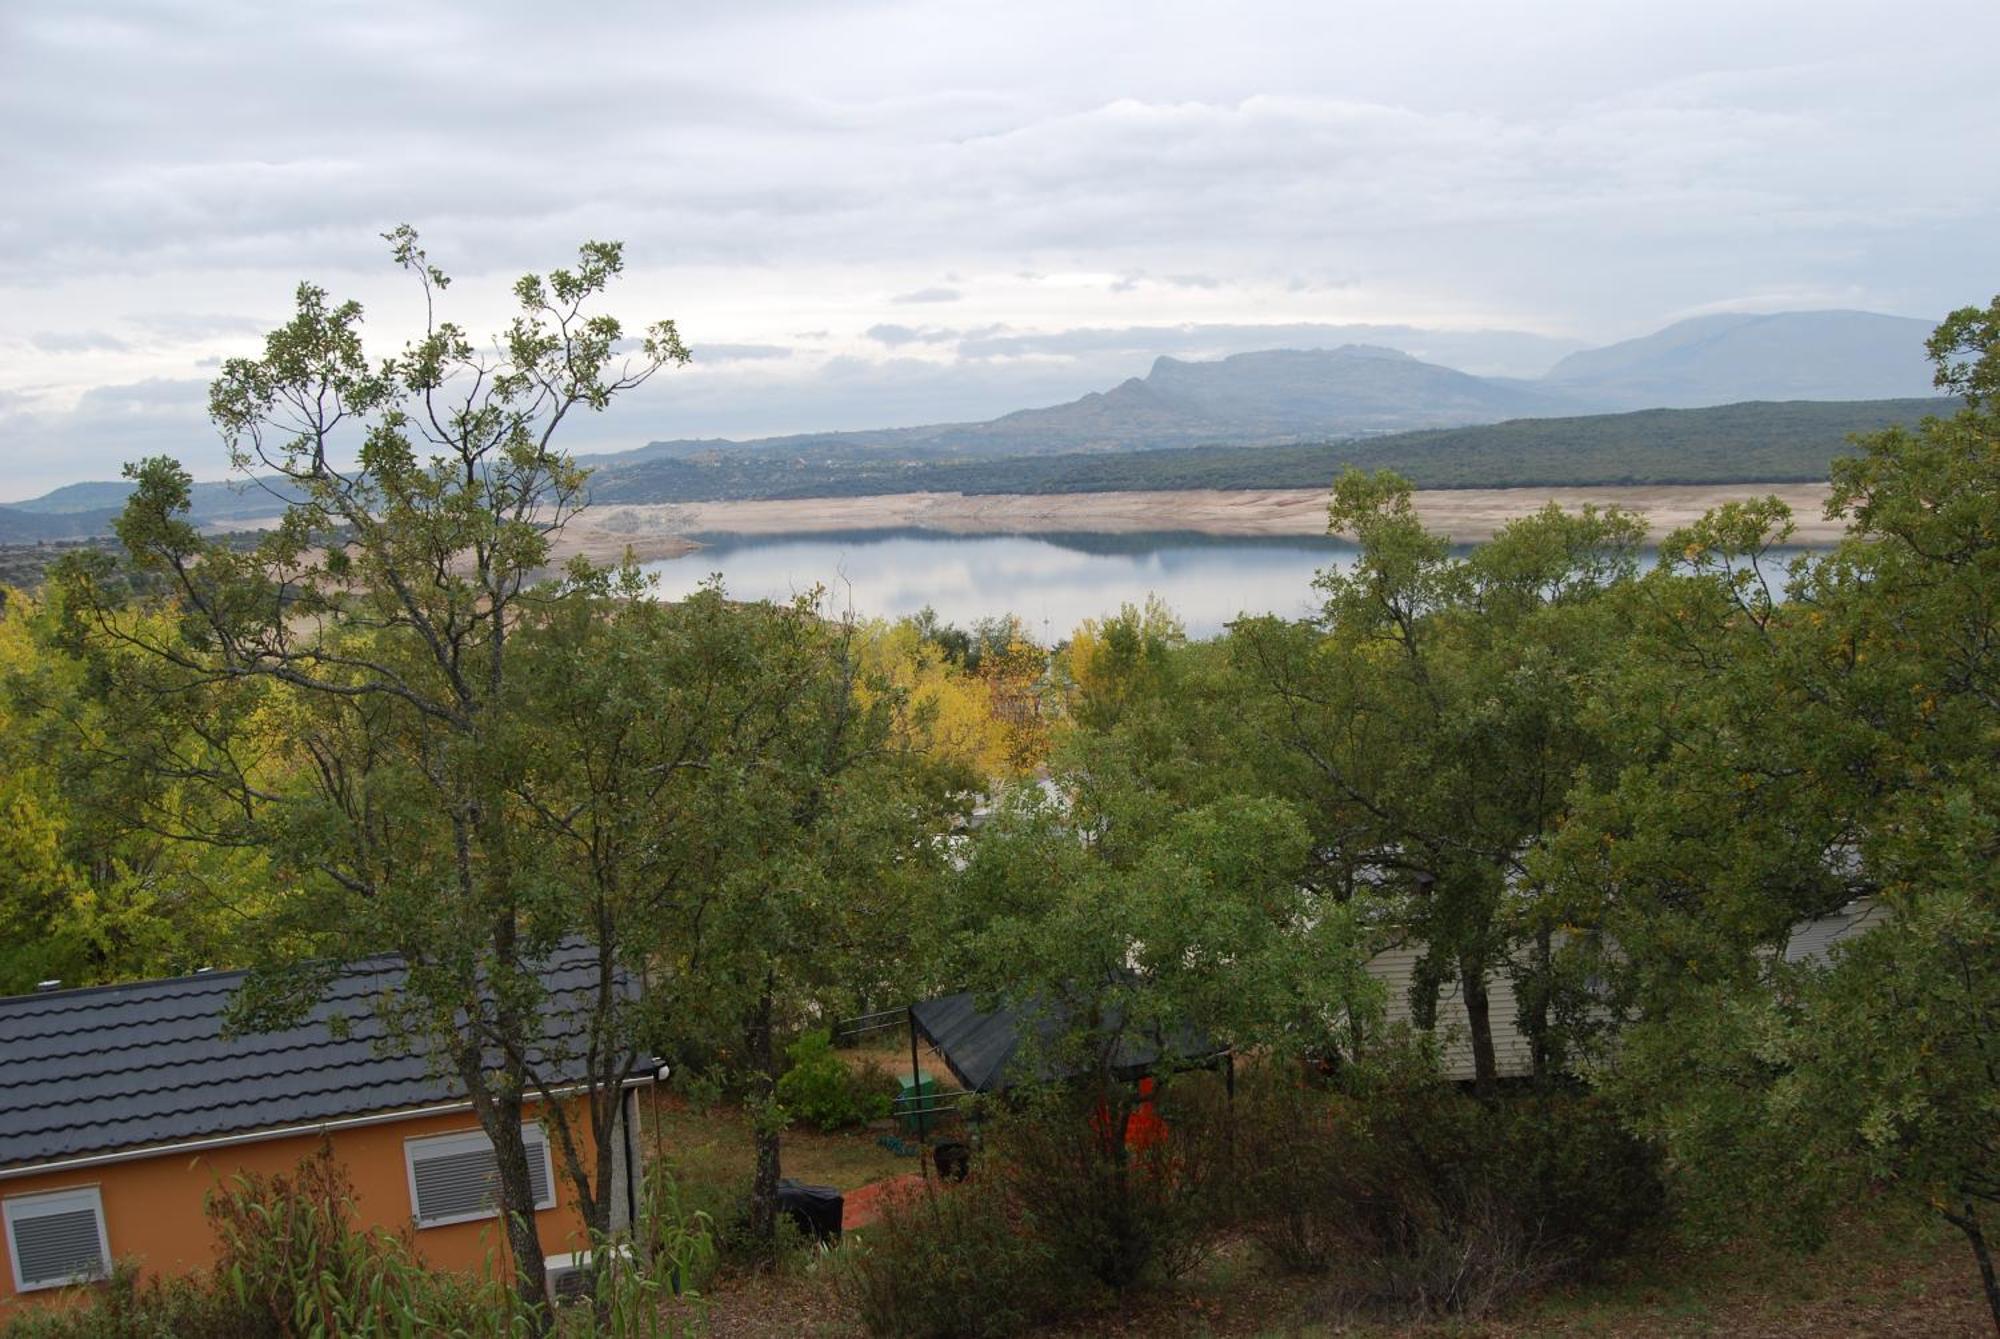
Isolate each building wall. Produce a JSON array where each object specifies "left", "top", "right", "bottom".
[
  {"left": 1365, "top": 944, "right": 1536, "bottom": 1082},
  {"left": 0, "top": 1095, "right": 629, "bottom": 1313}
]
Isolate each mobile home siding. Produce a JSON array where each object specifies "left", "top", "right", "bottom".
[{"left": 0, "top": 1097, "right": 612, "bottom": 1313}]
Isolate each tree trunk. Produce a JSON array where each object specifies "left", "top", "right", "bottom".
[
  {"left": 470, "top": 1083, "right": 551, "bottom": 1329},
  {"left": 745, "top": 983, "right": 784, "bottom": 1249},
  {"left": 1944, "top": 1201, "right": 2000, "bottom": 1335},
  {"left": 1525, "top": 925, "right": 1554, "bottom": 1087},
  {"left": 1460, "top": 956, "right": 1499, "bottom": 1099}
]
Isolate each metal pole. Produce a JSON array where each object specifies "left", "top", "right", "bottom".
[{"left": 908, "top": 1004, "right": 928, "bottom": 1147}]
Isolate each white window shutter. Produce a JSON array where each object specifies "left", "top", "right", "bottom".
[
  {"left": 5, "top": 1188, "right": 110, "bottom": 1292},
  {"left": 405, "top": 1125, "right": 555, "bottom": 1228}
]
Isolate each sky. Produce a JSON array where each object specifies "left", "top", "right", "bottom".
[{"left": 2, "top": 0, "right": 1996, "bottom": 501}]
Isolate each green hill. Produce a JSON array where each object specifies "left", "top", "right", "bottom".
[{"left": 587, "top": 397, "right": 1949, "bottom": 503}]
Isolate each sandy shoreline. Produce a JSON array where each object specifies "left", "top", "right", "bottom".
[{"left": 552, "top": 483, "right": 1841, "bottom": 562}]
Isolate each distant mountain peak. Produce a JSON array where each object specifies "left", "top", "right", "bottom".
[
  {"left": 1146, "top": 344, "right": 1414, "bottom": 380},
  {"left": 1545, "top": 309, "right": 1940, "bottom": 407}
]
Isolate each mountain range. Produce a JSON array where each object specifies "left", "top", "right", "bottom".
[
  {"left": 608, "top": 309, "right": 1939, "bottom": 465},
  {"left": 1, "top": 308, "right": 1947, "bottom": 542}
]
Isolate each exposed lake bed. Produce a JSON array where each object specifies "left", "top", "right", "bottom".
[
  {"left": 555, "top": 480, "right": 1842, "bottom": 569},
  {"left": 552, "top": 483, "right": 1842, "bottom": 636}
]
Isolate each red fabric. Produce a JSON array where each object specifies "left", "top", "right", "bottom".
[{"left": 1090, "top": 1076, "right": 1171, "bottom": 1154}]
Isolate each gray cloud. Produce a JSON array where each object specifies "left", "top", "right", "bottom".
[
  {"left": 867, "top": 323, "right": 960, "bottom": 346},
  {"left": 0, "top": 0, "right": 1994, "bottom": 488},
  {"left": 692, "top": 343, "right": 793, "bottom": 362},
  {"left": 955, "top": 322, "right": 1584, "bottom": 378},
  {"left": 866, "top": 324, "right": 927, "bottom": 346},
  {"left": 30, "top": 331, "right": 131, "bottom": 354},
  {"left": 0, "top": 377, "right": 215, "bottom": 501},
  {"left": 890, "top": 287, "right": 963, "bottom": 305},
  {"left": 127, "top": 312, "right": 273, "bottom": 340}
]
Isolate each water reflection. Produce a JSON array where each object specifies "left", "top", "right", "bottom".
[
  {"left": 637, "top": 529, "right": 1820, "bottom": 640},
  {"left": 640, "top": 529, "right": 1360, "bottom": 639}
]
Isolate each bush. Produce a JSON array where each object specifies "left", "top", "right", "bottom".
[
  {"left": 776, "top": 1029, "right": 895, "bottom": 1131},
  {"left": 997, "top": 1075, "right": 1231, "bottom": 1292},
  {"left": 839, "top": 1172, "right": 1072, "bottom": 1339},
  {"left": 1229, "top": 1059, "right": 1662, "bottom": 1320},
  {"left": 631, "top": 1160, "right": 720, "bottom": 1299},
  {"left": 204, "top": 1141, "right": 522, "bottom": 1336},
  {"left": 0, "top": 1264, "right": 263, "bottom": 1339}
]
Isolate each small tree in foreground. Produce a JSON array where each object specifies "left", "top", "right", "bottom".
[{"left": 55, "top": 227, "right": 688, "bottom": 1322}]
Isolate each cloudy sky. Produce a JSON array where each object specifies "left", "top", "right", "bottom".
[{"left": 3, "top": 0, "right": 1995, "bottom": 500}]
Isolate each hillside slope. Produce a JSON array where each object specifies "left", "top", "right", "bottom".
[
  {"left": 619, "top": 345, "right": 1594, "bottom": 465},
  {"left": 1544, "top": 310, "right": 1938, "bottom": 407},
  {"left": 585, "top": 398, "right": 1948, "bottom": 503}
]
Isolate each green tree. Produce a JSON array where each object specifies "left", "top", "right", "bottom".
[
  {"left": 652, "top": 599, "right": 964, "bottom": 1247},
  {"left": 0, "top": 592, "right": 271, "bottom": 992},
  {"left": 1548, "top": 297, "right": 2000, "bottom": 1328},
  {"left": 1232, "top": 474, "right": 1644, "bottom": 1090},
  {"left": 545, "top": 585, "right": 966, "bottom": 1247},
  {"left": 950, "top": 707, "right": 1374, "bottom": 1099},
  {"left": 55, "top": 227, "right": 688, "bottom": 1320}
]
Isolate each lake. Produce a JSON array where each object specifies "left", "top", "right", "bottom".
[
  {"left": 640, "top": 529, "right": 1358, "bottom": 638},
  {"left": 638, "top": 529, "right": 1818, "bottom": 639}
]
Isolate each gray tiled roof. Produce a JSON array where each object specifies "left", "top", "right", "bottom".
[
  {"left": 0, "top": 943, "right": 629, "bottom": 1173},
  {"left": 911, "top": 990, "right": 1225, "bottom": 1093}
]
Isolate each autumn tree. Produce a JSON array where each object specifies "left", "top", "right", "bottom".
[{"left": 0, "top": 592, "right": 270, "bottom": 991}]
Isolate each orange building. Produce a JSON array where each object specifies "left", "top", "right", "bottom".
[{"left": 0, "top": 949, "right": 653, "bottom": 1313}]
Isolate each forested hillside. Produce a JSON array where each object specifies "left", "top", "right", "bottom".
[{"left": 583, "top": 396, "right": 1946, "bottom": 502}]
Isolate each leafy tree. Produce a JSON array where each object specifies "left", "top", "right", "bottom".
[
  {"left": 857, "top": 616, "right": 1021, "bottom": 777},
  {"left": 1060, "top": 597, "right": 1186, "bottom": 734},
  {"left": 570, "top": 590, "right": 966, "bottom": 1246},
  {"left": 1549, "top": 296, "right": 2000, "bottom": 1328},
  {"left": 53, "top": 227, "right": 688, "bottom": 1320},
  {"left": 1232, "top": 475, "right": 1644, "bottom": 1090},
  {"left": 0, "top": 592, "right": 271, "bottom": 992},
  {"left": 950, "top": 704, "right": 1374, "bottom": 1099}
]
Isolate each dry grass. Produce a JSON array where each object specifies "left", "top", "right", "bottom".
[
  {"left": 685, "top": 1198, "right": 1987, "bottom": 1338},
  {"left": 636, "top": 1090, "right": 922, "bottom": 1207}
]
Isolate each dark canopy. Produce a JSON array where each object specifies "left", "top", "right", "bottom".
[{"left": 909, "top": 990, "right": 1226, "bottom": 1094}]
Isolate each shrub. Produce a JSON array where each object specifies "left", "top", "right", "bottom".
[
  {"left": 997, "top": 1075, "right": 1231, "bottom": 1292},
  {"left": 1489, "top": 1090, "right": 1664, "bottom": 1271},
  {"left": 1227, "top": 1071, "right": 1364, "bottom": 1275},
  {"left": 204, "top": 1141, "right": 527, "bottom": 1336},
  {"left": 630, "top": 1160, "right": 720, "bottom": 1298},
  {"left": 839, "top": 1172, "right": 1072, "bottom": 1339},
  {"left": 1229, "top": 1058, "right": 1662, "bottom": 1320},
  {"left": 776, "top": 1029, "right": 894, "bottom": 1131},
  {"left": 0, "top": 1264, "right": 264, "bottom": 1339}
]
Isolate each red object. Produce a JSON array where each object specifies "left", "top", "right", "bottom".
[{"left": 1092, "top": 1075, "right": 1170, "bottom": 1155}]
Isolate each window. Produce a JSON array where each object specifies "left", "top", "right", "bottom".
[
  {"left": 4, "top": 1186, "right": 110, "bottom": 1293},
  {"left": 404, "top": 1124, "right": 555, "bottom": 1228}
]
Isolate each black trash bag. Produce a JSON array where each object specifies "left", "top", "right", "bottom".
[
  {"left": 933, "top": 1141, "right": 971, "bottom": 1182},
  {"left": 776, "top": 1178, "right": 843, "bottom": 1241}
]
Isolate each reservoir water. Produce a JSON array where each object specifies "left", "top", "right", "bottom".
[
  {"left": 640, "top": 529, "right": 1357, "bottom": 639},
  {"left": 638, "top": 529, "right": 1819, "bottom": 640}
]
